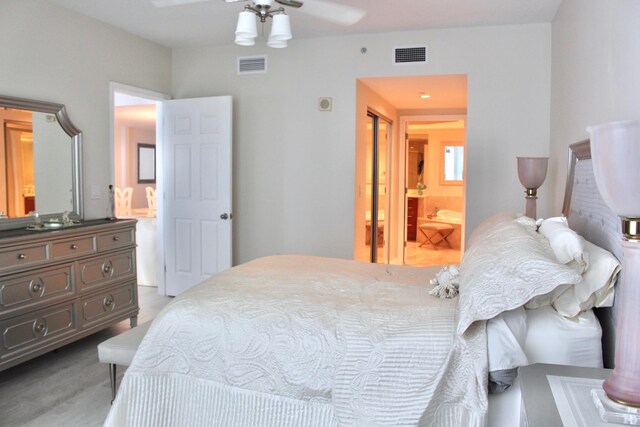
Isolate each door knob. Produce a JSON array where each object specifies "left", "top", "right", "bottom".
[{"left": 220, "top": 213, "right": 229, "bottom": 220}]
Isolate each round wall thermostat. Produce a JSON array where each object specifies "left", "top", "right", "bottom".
[{"left": 319, "top": 97, "right": 332, "bottom": 111}]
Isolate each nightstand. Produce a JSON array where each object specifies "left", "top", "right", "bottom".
[{"left": 519, "top": 363, "right": 611, "bottom": 427}]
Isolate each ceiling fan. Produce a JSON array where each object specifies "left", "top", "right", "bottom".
[{"left": 150, "top": 0, "right": 366, "bottom": 26}]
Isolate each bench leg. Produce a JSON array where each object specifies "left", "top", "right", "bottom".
[{"left": 109, "top": 363, "right": 117, "bottom": 404}]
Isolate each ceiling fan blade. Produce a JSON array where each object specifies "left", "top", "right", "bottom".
[
  {"left": 298, "top": 0, "right": 365, "bottom": 26},
  {"left": 151, "top": 0, "right": 212, "bottom": 7},
  {"left": 275, "top": 0, "right": 303, "bottom": 8}
]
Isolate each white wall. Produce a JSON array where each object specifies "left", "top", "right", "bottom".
[
  {"left": 173, "top": 24, "right": 552, "bottom": 264},
  {"left": 0, "top": 0, "right": 171, "bottom": 219},
  {"left": 549, "top": 0, "right": 640, "bottom": 210}
]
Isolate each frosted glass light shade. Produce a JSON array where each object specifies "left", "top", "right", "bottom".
[
  {"left": 269, "top": 14, "right": 292, "bottom": 41},
  {"left": 587, "top": 120, "right": 640, "bottom": 217},
  {"left": 267, "top": 37, "right": 287, "bottom": 48},
  {"left": 235, "top": 11, "right": 257, "bottom": 39},
  {"left": 235, "top": 36, "right": 255, "bottom": 46},
  {"left": 517, "top": 157, "right": 549, "bottom": 190}
]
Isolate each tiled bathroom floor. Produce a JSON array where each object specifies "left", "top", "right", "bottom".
[{"left": 404, "top": 241, "right": 461, "bottom": 266}]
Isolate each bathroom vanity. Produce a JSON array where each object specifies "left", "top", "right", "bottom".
[{"left": 0, "top": 219, "right": 139, "bottom": 371}]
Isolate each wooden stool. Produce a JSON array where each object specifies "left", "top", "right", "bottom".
[
  {"left": 418, "top": 222, "right": 454, "bottom": 249},
  {"left": 97, "top": 321, "right": 151, "bottom": 402}
]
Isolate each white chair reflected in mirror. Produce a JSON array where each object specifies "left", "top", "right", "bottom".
[
  {"left": 145, "top": 186, "right": 157, "bottom": 217},
  {"left": 115, "top": 187, "right": 133, "bottom": 217}
]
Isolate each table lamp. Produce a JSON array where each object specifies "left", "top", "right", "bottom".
[
  {"left": 588, "top": 120, "right": 640, "bottom": 424},
  {"left": 517, "top": 157, "right": 549, "bottom": 219}
]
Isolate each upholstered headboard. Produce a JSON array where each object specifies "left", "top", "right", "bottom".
[{"left": 562, "top": 139, "right": 621, "bottom": 368}]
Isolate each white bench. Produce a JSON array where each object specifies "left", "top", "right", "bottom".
[{"left": 97, "top": 321, "right": 151, "bottom": 402}]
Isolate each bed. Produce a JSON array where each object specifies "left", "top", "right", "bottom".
[{"left": 105, "top": 140, "right": 621, "bottom": 427}]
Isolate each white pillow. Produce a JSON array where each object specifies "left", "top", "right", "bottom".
[
  {"left": 537, "top": 216, "right": 589, "bottom": 273},
  {"left": 552, "top": 240, "right": 620, "bottom": 317},
  {"left": 457, "top": 214, "right": 582, "bottom": 335}
]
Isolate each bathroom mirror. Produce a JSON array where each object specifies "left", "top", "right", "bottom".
[
  {"left": 0, "top": 95, "right": 83, "bottom": 230},
  {"left": 407, "top": 138, "right": 428, "bottom": 188},
  {"left": 440, "top": 141, "right": 464, "bottom": 184}
]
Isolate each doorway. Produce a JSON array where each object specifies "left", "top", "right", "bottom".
[
  {"left": 355, "top": 74, "right": 467, "bottom": 267},
  {"left": 402, "top": 118, "right": 465, "bottom": 266},
  {"left": 110, "top": 82, "right": 169, "bottom": 292}
]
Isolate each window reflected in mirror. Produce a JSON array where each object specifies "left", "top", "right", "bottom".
[{"left": 441, "top": 142, "right": 464, "bottom": 184}]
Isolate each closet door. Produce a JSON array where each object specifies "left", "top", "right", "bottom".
[{"left": 366, "top": 112, "right": 391, "bottom": 263}]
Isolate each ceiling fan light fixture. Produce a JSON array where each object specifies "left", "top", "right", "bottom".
[
  {"left": 235, "top": 10, "right": 258, "bottom": 38},
  {"left": 267, "top": 37, "right": 288, "bottom": 48},
  {"left": 269, "top": 14, "right": 292, "bottom": 41},
  {"left": 235, "top": 36, "right": 256, "bottom": 46}
]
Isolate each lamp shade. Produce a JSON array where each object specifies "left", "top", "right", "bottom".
[
  {"left": 587, "top": 120, "right": 640, "bottom": 217},
  {"left": 235, "top": 10, "right": 257, "bottom": 39},
  {"left": 235, "top": 36, "right": 256, "bottom": 46},
  {"left": 269, "top": 14, "right": 292, "bottom": 41},
  {"left": 517, "top": 157, "right": 549, "bottom": 189}
]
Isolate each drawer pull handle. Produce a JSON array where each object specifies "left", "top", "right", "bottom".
[
  {"left": 70, "top": 244, "right": 78, "bottom": 250},
  {"left": 113, "top": 236, "right": 120, "bottom": 241},
  {"left": 34, "top": 322, "right": 46, "bottom": 333},
  {"left": 102, "top": 264, "right": 112, "bottom": 274},
  {"left": 30, "top": 282, "right": 43, "bottom": 293},
  {"left": 104, "top": 296, "right": 114, "bottom": 308},
  {"left": 17, "top": 253, "right": 26, "bottom": 260}
]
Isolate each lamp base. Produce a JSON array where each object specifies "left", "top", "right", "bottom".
[{"left": 591, "top": 389, "right": 640, "bottom": 425}]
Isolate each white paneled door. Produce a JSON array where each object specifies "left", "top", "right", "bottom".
[{"left": 162, "top": 96, "right": 232, "bottom": 296}]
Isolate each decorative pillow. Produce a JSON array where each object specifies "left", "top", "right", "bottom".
[
  {"left": 457, "top": 213, "right": 582, "bottom": 335},
  {"left": 465, "top": 211, "right": 517, "bottom": 250},
  {"left": 552, "top": 240, "right": 620, "bottom": 317},
  {"left": 537, "top": 216, "right": 589, "bottom": 273}
]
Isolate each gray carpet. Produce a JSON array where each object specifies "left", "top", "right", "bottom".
[{"left": 0, "top": 286, "right": 172, "bottom": 427}]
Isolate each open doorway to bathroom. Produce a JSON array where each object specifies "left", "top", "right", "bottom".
[
  {"left": 402, "top": 118, "right": 465, "bottom": 266},
  {"left": 354, "top": 74, "right": 467, "bottom": 267}
]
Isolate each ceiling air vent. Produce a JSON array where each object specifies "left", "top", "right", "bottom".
[
  {"left": 237, "top": 55, "right": 267, "bottom": 75},
  {"left": 394, "top": 45, "right": 428, "bottom": 65}
]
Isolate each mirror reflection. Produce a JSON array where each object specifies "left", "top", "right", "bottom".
[
  {"left": 0, "top": 95, "right": 82, "bottom": 229},
  {"left": 407, "top": 138, "right": 428, "bottom": 190}
]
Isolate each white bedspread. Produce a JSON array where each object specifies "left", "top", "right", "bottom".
[{"left": 105, "top": 255, "right": 487, "bottom": 426}]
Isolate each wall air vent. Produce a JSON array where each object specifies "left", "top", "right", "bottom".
[
  {"left": 237, "top": 55, "right": 267, "bottom": 75},
  {"left": 394, "top": 46, "right": 428, "bottom": 65}
]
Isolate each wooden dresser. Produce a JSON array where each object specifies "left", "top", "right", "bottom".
[{"left": 0, "top": 219, "right": 139, "bottom": 372}]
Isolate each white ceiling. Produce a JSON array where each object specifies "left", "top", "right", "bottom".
[{"left": 44, "top": 0, "right": 562, "bottom": 49}]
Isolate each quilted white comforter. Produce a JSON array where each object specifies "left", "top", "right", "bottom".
[{"left": 105, "top": 255, "right": 487, "bottom": 426}]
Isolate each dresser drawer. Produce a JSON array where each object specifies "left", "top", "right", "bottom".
[
  {"left": 0, "top": 302, "right": 76, "bottom": 361},
  {"left": 97, "top": 227, "right": 135, "bottom": 252},
  {"left": 77, "top": 248, "right": 136, "bottom": 292},
  {"left": 0, "top": 243, "right": 50, "bottom": 275},
  {"left": 79, "top": 282, "right": 137, "bottom": 328},
  {"left": 0, "top": 264, "right": 74, "bottom": 318},
  {"left": 51, "top": 235, "right": 97, "bottom": 260}
]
